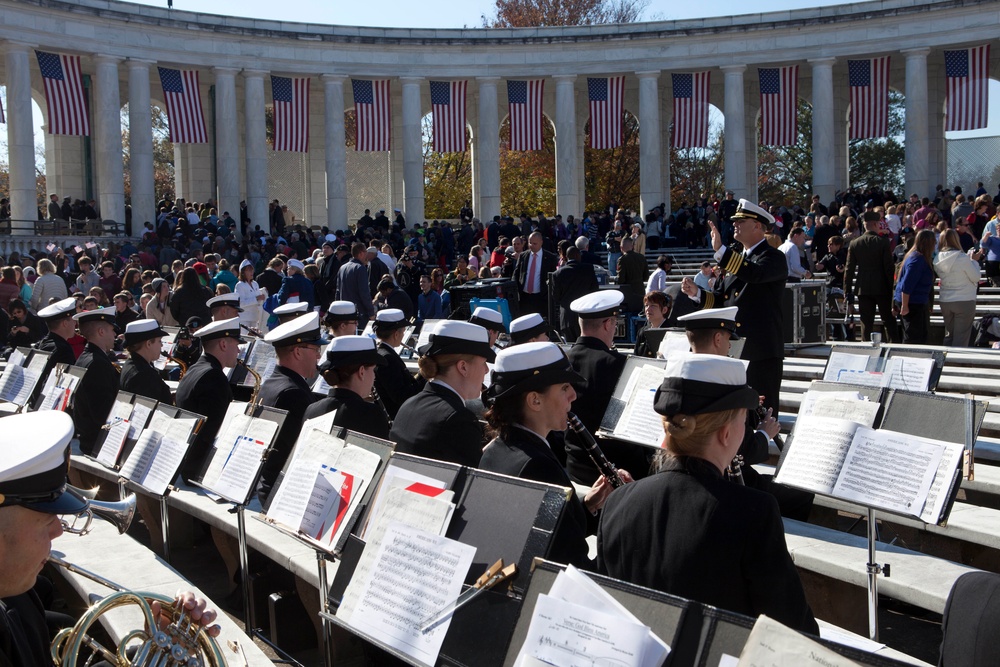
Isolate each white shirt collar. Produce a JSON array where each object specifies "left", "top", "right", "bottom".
[
  {"left": 513, "top": 423, "right": 553, "bottom": 444},
  {"left": 743, "top": 237, "right": 767, "bottom": 256},
  {"left": 430, "top": 378, "right": 463, "bottom": 400}
]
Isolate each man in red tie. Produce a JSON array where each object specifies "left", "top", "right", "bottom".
[{"left": 514, "top": 232, "right": 559, "bottom": 317}]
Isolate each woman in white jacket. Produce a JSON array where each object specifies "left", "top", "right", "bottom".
[
  {"left": 934, "top": 229, "right": 983, "bottom": 347},
  {"left": 235, "top": 259, "right": 265, "bottom": 331}
]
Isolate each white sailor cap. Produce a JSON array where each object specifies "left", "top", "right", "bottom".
[
  {"left": 274, "top": 302, "right": 310, "bottom": 318},
  {"left": 366, "top": 246, "right": 379, "bottom": 254},
  {"left": 73, "top": 307, "right": 117, "bottom": 325},
  {"left": 207, "top": 293, "right": 243, "bottom": 312},
  {"left": 265, "top": 312, "right": 328, "bottom": 348},
  {"left": 372, "top": 308, "right": 408, "bottom": 333},
  {"left": 239, "top": 259, "right": 254, "bottom": 271},
  {"left": 731, "top": 199, "right": 775, "bottom": 228},
  {"left": 287, "top": 259, "right": 305, "bottom": 272},
  {"left": 417, "top": 320, "right": 496, "bottom": 362},
  {"left": 38, "top": 297, "right": 77, "bottom": 320},
  {"left": 484, "top": 342, "right": 584, "bottom": 405},
  {"left": 192, "top": 316, "right": 245, "bottom": 343},
  {"left": 677, "top": 306, "right": 741, "bottom": 340},
  {"left": 318, "top": 334, "right": 386, "bottom": 372},
  {"left": 509, "top": 313, "right": 548, "bottom": 344},
  {"left": 0, "top": 412, "right": 87, "bottom": 515},
  {"left": 570, "top": 290, "right": 624, "bottom": 319},
  {"left": 324, "top": 300, "right": 360, "bottom": 324},
  {"left": 468, "top": 307, "right": 506, "bottom": 334},
  {"left": 123, "top": 318, "right": 169, "bottom": 347},
  {"left": 654, "top": 352, "right": 757, "bottom": 417}
]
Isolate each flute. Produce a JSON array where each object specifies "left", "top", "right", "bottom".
[{"left": 566, "top": 412, "right": 624, "bottom": 489}]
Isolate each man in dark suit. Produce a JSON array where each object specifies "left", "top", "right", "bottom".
[
  {"left": 72, "top": 308, "right": 121, "bottom": 456},
  {"left": 844, "top": 212, "right": 901, "bottom": 344},
  {"left": 681, "top": 199, "right": 786, "bottom": 415},
  {"left": 550, "top": 246, "right": 598, "bottom": 341},
  {"left": 564, "top": 290, "right": 652, "bottom": 485},
  {"left": 615, "top": 236, "right": 649, "bottom": 313},
  {"left": 514, "top": 232, "right": 559, "bottom": 317},
  {"left": 175, "top": 318, "right": 243, "bottom": 482},
  {"left": 486, "top": 215, "right": 501, "bottom": 249},
  {"left": 256, "top": 313, "right": 325, "bottom": 504}
]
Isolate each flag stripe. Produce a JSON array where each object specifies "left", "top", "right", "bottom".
[
  {"left": 759, "top": 65, "right": 798, "bottom": 146},
  {"left": 588, "top": 76, "right": 624, "bottom": 149},
  {"left": 672, "top": 71, "right": 711, "bottom": 148},
  {"left": 272, "top": 76, "right": 310, "bottom": 152},
  {"left": 946, "top": 45, "right": 990, "bottom": 132},
  {"left": 36, "top": 51, "right": 90, "bottom": 136},
  {"left": 849, "top": 57, "right": 890, "bottom": 139},
  {"left": 352, "top": 79, "right": 391, "bottom": 152},
  {"left": 508, "top": 79, "right": 544, "bottom": 151},
  {"left": 431, "top": 80, "right": 467, "bottom": 153},
  {"left": 157, "top": 67, "right": 207, "bottom": 143}
]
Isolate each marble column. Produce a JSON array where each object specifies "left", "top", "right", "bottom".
[
  {"left": 475, "top": 77, "right": 501, "bottom": 219},
  {"left": 722, "top": 65, "right": 748, "bottom": 198},
  {"left": 903, "top": 48, "right": 930, "bottom": 198},
  {"left": 94, "top": 55, "right": 125, "bottom": 227},
  {"left": 637, "top": 71, "right": 662, "bottom": 216},
  {"left": 322, "top": 75, "right": 348, "bottom": 230},
  {"left": 927, "top": 60, "right": 947, "bottom": 194},
  {"left": 810, "top": 58, "right": 836, "bottom": 203},
  {"left": 213, "top": 67, "right": 240, "bottom": 226},
  {"left": 243, "top": 70, "right": 268, "bottom": 239},
  {"left": 553, "top": 75, "right": 579, "bottom": 216},
  {"left": 4, "top": 42, "right": 36, "bottom": 232},
  {"left": 400, "top": 77, "right": 424, "bottom": 225},
  {"left": 128, "top": 59, "right": 155, "bottom": 229}
]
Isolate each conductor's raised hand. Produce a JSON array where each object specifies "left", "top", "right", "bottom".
[
  {"left": 708, "top": 220, "right": 723, "bottom": 252},
  {"left": 680, "top": 276, "right": 698, "bottom": 298}
]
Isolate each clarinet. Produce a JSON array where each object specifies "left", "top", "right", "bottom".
[
  {"left": 755, "top": 405, "right": 783, "bottom": 450},
  {"left": 726, "top": 454, "right": 746, "bottom": 485},
  {"left": 566, "top": 412, "right": 624, "bottom": 489},
  {"left": 370, "top": 385, "right": 393, "bottom": 429}
]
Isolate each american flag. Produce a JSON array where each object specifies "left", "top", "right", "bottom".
[
  {"left": 587, "top": 76, "right": 624, "bottom": 149},
  {"left": 759, "top": 66, "right": 798, "bottom": 146},
  {"left": 35, "top": 51, "right": 89, "bottom": 136},
  {"left": 848, "top": 57, "right": 890, "bottom": 139},
  {"left": 157, "top": 67, "right": 207, "bottom": 143},
  {"left": 945, "top": 45, "right": 990, "bottom": 131},
  {"left": 430, "top": 80, "right": 468, "bottom": 153},
  {"left": 507, "top": 79, "right": 544, "bottom": 151},
  {"left": 671, "top": 71, "right": 710, "bottom": 148},
  {"left": 272, "top": 76, "right": 310, "bottom": 152},
  {"left": 352, "top": 79, "right": 391, "bottom": 152}
]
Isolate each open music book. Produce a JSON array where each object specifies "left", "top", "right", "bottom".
[
  {"left": 199, "top": 408, "right": 279, "bottom": 503},
  {"left": 118, "top": 411, "right": 201, "bottom": 496},
  {"left": 775, "top": 415, "right": 964, "bottom": 525}
]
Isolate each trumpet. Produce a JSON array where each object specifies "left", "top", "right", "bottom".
[
  {"left": 47, "top": 555, "right": 226, "bottom": 667},
  {"left": 567, "top": 412, "right": 624, "bottom": 489},
  {"left": 60, "top": 492, "right": 138, "bottom": 536}
]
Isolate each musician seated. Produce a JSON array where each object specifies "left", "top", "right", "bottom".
[
  {"left": 207, "top": 293, "right": 243, "bottom": 322},
  {"left": 468, "top": 307, "right": 506, "bottom": 348},
  {"left": 324, "top": 300, "right": 360, "bottom": 338},
  {"left": 0, "top": 412, "right": 220, "bottom": 667},
  {"left": 480, "top": 342, "right": 631, "bottom": 570},
  {"left": 508, "top": 313, "right": 548, "bottom": 346},
  {"left": 273, "top": 301, "right": 309, "bottom": 327},
  {"left": 303, "top": 335, "right": 390, "bottom": 440},
  {"left": 371, "top": 309, "right": 423, "bottom": 420},
  {"left": 389, "top": 321, "right": 493, "bottom": 467},
  {"left": 120, "top": 319, "right": 173, "bottom": 404},
  {"left": 597, "top": 353, "right": 819, "bottom": 634},
  {"left": 633, "top": 291, "right": 671, "bottom": 358}
]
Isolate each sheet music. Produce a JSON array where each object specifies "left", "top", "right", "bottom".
[
  {"left": 612, "top": 364, "right": 666, "bottom": 447},
  {"left": 200, "top": 411, "right": 254, "bottom": 489},
  {"left": 822, "top": 351, "right": 871, "bottom": 382},
  {"left": 110, "top": 398, "right": 135, "bottom": 422},
  {"left": 339, "top": 487, "right": 455, "bottom": 622},
  {"left": 833, "top": 370, "right": 886, "bottom": 388},
  {"left": 312, "top": 375, "right": 333, "bottom": 395},
  {"left": 775, "top": 416, "right": 861, "bottom": 495},
  {"left": 26, "top": 353, "right": 48, "bottom": 377},
  {"left": 141, "top": 436, "right": 188, "bottom": 496},
  {"left": 265, "top": 426, "right": 348, "bottom": 531},
  {"left": 517, "top": 593, "right": 653, "bottom": 667},
  {"left": 300, "top": 467, "right": 355, "bottom": 545},
  {"left": 347, "top": 522, "right": 476, "bottom": 667},
  {"left": 798, "top": 391, "right": 879, "bottom": 427},
  {"left": 360, "top": 466, "right": 449, "bottom": 540},
  {"left": 882, "top": 356, "right": 935, "bottom": 391},
  {"left": 919, "top": 439, "right": 965, "bottom": 524},
  {"left": 95, "top": 419, "right": 131, "bottom": 468},
  {"left": 656, "top": 331, "right": 690, "bottom": 360},
  {"left": 242, "top": 341, "right": 277, "bottom": 386},
  {"left": 300, "top": 411, "right": 339, "bottom": 442},
  {"left": 547, "top": 565, "right": 670, "bottom": 667},
  {"left": 212, "top": 435, "right": 269, "bottom": 502},
  {"left": 0, "top": 364, "right": 36, "bottom": 405},
  {"left": 119, "top": 431, "right": 163, "bottom": 483},
  {"left": 127, "top": 403, "right": 153, "bottom": 441},
  {"left": 7, "top": 348, "right": 25, "bottom": 367}
]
